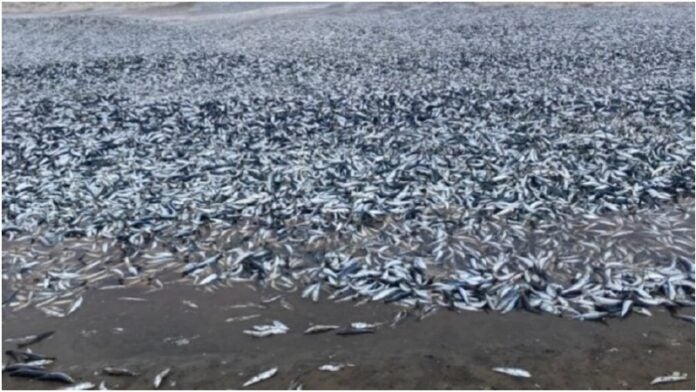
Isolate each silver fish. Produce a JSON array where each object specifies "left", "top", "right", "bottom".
[
  {"left": 226, "top": 314, "right": 261, "bottom": 323},
  {"left": 303, "top": 324, "right": 340, "bottom": 334},
  {"left": 318, "top": 363, "right": 353, "bottom": 372},
  {"left": 153, "top": 368, "right": 171, "bottom": 389},
  {"left": 493, "top": 367, "right": 531, "bottom": 378},
  {"left": 242, "top": 367, "right": 278, "bottom": 387},
  {"left": 62, "top": 382, "right": 96, "bottom": 390},
  {"left": 67, "top": 296, "right": 83, "bottom": 315},
  {"left": 651, "top": 372, "right": 688, "bottom": 385},
  {"left": 103, "top": 367, "right": 137, "bottom": 377}
]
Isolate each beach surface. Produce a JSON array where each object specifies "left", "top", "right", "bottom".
[
  {"left": 2, "top": 3, "right": 694, "bottom": 390},
  {"left": 2, "top": 281, "right": 694, "bottom": 390}
]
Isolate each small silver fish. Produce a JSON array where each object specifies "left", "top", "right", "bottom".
[
  {"left": 318, "top": 363, "right": 353, "bottom": 372},
  {"left": 493, "top": 367, "right": 531, "bottom": 378},
  {"left": 182, "top": 300, "right": 198, "bottom": 309},
  {"left": 103, "top": 367, "right": 137, "bottom": 377},
  {"left": 24, "top": 359, "right": 54, "bottom": 367},
  {"left": 41, "top": 308, "right": 65, "bottom": 318},
  {"left": 288, "top": 379, "right": 303, "bottom": 390},
  {"left": 280, "top": 298, "right": 295, "bottom": 311},
  {"left": 243, "top": 367, "right": 278, "bottom": 387},
  {"left": 390, "top": 310, "right": 408, "bottom": 327},
  {"left": 261, "top": 295, "right": 282, "bottom": 304},
  {"left": 303, "top": 325, "right": 340, "bottom": 334},
  {"left": 153, "top": 368, "right": 171, "bottom": 389},
  {"left": 674, "top": 314, "right": 694, "bottom": 323},
  {"left": 62, "top": 382, "right": 95, "bottom": 390},
  {"left": 198, "top": 273, "right": 218, "bottom": 285},
  {"left": 651, "top": 372, "right": 687, "bottom": 385},
  {"left": 350, "top": 322, "right": 380, "bottom": 329},
  {"left": 244, "top": 321, "right": 289, "bottom": 337},
  {"left": 227, "top": 302, "right": 265, "bottom": 309},
  {"left": 67, "top": 296, "right": 83, "bottom": 315},
  {"left": 226, "top": 314, "right": 261, "bottom": 323}
]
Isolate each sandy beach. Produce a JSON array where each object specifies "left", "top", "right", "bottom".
[
  {"left": 2, "top": 2, "right": 694, "bottom": 390},
  {"left": 2, "top": 280, "right": 694, "bottom": 390}
]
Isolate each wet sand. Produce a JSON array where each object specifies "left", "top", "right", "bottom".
[{"left": 2, "top": 282, "right": 693, "bottom": 390}]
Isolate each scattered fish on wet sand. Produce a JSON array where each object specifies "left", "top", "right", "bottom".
[
  {"left": 304, "top": 324, "right": 340, "bottom": 334},
  {"left": 243, "top": 321, "right": 289, "bottom": 337},
  {"left": 153, "top": 368, "right": 171, "bottom": 389},
  {"left": 242, "top": 367, "right": 278, "bottom": 387},
  {"left": 62, "top": 382, "right": 96, "bottom": 390},
  {"left": 226, "top": 314, "right": 261, "bottom": 323},
  {"left": 7, "top": 369, "right": 75, "bottom": 384},
  {"left": 492, "top": 367, "right": 532, "bottom": 378},
  {"left": 0, "top": 3, "right": 694, "bottom": 390},
  {"left": 318, "top": 363, "right": 354, "bottom": 372},
  {"left": 651, "top": 372, "right": 688, "bottom": 385},
  {"left": 5, "top": 331, "right": 55, "bottom": 348},
  {"left": 182, "top": 300, "right": 198, "bottom": 309},
  {"left": 102, "top": 367, "right": 138, "bottom": 377},
  {"left": 1, "top": 3, "right": 694, "bottom": 327}
]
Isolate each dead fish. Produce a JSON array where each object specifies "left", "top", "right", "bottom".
[
  {"left": 227, "top": 302, "right": 265, "bottom": 309},
  {"left": 390, "top": 310, "right": 408, "bottom": 327},
  {"left": 11, "top": 369, "right": 77, "bottom": 384},
  {"left": 243, "top": 367, "right": 278, "bottom": 387},
  {"left": 182, "top": 300, "right": 198, "bottom": 309},
  {"left": 198, "top": 273, "right": 218, "bottom": 285},
  {"left": 417, "top": 305, "right": 438, "bottom": 321},
  {"left": 40, "top": 371, "right": 77, "bottom": 384},
  {"left": 62, "top": 382, "right": 96, "bottom": 390},
  {"left": 225, "top": 314, "right": 261, "bottom": 323},
  {"left": 118, "top": 297, "right": 147, "bottom": 302},
  {"left": 261, "top": 295, "right": 282, "bottom": 304},
  {"left": 173, "top": 338, "right": 190, "bottom": 346},
  {"left": 651, "top": 372, "right": 688, "bottom": 385},
  {"left": 153, "top": 368, "right": 171, "bottom": 388},
  {"left": 244, "top": 329, "right": 285, "bottom": 338},
  {"left": 350, "top": 322, "right": 381, "bottom": 329},
  {"left": 492, "top": 367, "right": 531, "bottom": 378},
  {"left": 7, "top": 367, "right": 49, "bottom": 380},
  {"left": 672, "top": 314, "right": 694, "bottom": 324},
  {"left": 288, "top": 379, "right": 303, "bottom": 390},
  {"left": 243, "top": 321, "right": 289, "bottom": 337},
  {"left": 23, "top": 359, "right": 54, "bottom": 367},
  {"left": 318, "top": 363, "right": 353, "bottom": 372},
  {"left": 67, "top": 296, "right": 83, "bottom": 315},
  {"left": 574, "top": 311, "right": 608, "bottom": 322},
  {"left": 40, "top": 308, "right": 65, "bottom": 318},
  {"left": 98, "top": 381, "right": 108, "bottom": 390},
  {"left": 280, "top": 298, "right": 295, "bottom": 311},
  {"left": 5, "top": 349, "right": 56, "bottom": 363},
  {"left": 3, "top": 364, "right": 46, "bottom": 373},
  {"left": 6, "top": 331, "right": 55, "bottom": 348},
  {"left": 336, "top": 327, "right": 374, "bottom": 336},
  {"left": 103, "top": 367, "right": 138, "bottom": 377},
  {"left": 304, "top": 324, "right": 340, "bottom": 334}
]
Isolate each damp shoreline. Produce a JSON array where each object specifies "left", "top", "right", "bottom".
[{"left": 2, "top": 282, "right": 694, "bottom": 390}]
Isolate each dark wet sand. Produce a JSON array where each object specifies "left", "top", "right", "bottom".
[{"left": 2, "top": 283, "right": 694, "bottom": 390}]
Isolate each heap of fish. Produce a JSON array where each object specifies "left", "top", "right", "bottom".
[{"left": 2, "top": 4, "right": 695, "bottom": 320}]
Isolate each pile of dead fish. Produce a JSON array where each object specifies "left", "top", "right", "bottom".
[
  {"left": 2, "top": 4, "right": 695, "bottom": 321},
  {"left": 2, "top": 332, "right": 91, "bottom": 389}
]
